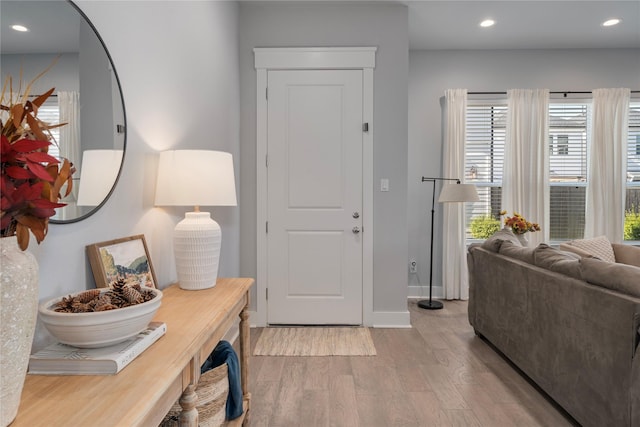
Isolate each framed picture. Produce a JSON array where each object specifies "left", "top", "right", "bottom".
[{"left": 87, "top": 235, "right": 157, "bottom": 289}]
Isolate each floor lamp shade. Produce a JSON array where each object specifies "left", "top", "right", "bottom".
[
  {"left": 155, "top": 150, "right": 237, "bottom": 290},
  {"left": 438, "top": 183, "right": 480, "bottom": 203}
]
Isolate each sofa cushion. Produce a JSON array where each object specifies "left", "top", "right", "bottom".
[
  {"left": 533, "top": 244, "right": 582, "bottom": 279},
  {"left": 498, "top": 240, "right": 535, "bottom": 264},
  {"left": 580, "top": 257, "right": 640, "bottom": 297},
  {"left": 481, "top": 228, "right": 523, "bottom": 252},
  {"left": 562, "top": 236, "right": 616, "bottom": 262},
  {"left": 612, "top": 243, "right": 640, "bottom": 268}
]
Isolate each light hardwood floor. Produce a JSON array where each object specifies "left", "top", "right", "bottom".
[{"left": 248, "top": 300, "right": 578, "bottom": 427}]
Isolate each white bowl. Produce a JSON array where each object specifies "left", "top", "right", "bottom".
[{"left": 39, "top": 288, "right": 162, "bottom": 348}]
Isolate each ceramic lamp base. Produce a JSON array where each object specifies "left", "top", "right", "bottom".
[{"left": 173, "top": 212, "right": 221, "bottom": 290}]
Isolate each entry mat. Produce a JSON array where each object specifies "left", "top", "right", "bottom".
[{"left": 253, "top": 327, "right": 377, "bottom": 356}]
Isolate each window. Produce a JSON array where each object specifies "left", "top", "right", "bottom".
[
  {"left": 36, "top": 97, "right": 61, "bottom": 159},
  {"left": 556, "top": 135, "right": 569, "bottom": 155},
  {"left": 626, "top": 102, "right": 640, "bottom": 241},
  {"left": 465, "top": 102, "right": 506, "bottom": 239},
  {"left": 464, "top": 98, "right": 640, "bottom": 242},
  {"left": 548, "top": 102, "right": 589, "bottom": 240}
]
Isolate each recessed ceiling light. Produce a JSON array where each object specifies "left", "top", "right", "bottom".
[
  {"left": 11, "top": 24, "right": 29, "bottom": 32},
  {"left": 480, "top": 19, "right": 496, "bottom": 28},
  {"left": 602, "top": 18, "right": 621, "bottom": 27}
]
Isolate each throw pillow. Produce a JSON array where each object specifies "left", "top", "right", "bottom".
[
  {"left": 580, "top": 257, "right": 640, "bottom": 298},
  {"left": 533, "top": 244, "right": 582, "bottom": 279},
  {"left": 558, "top": 243, "right": 596, "bottom": 259},
  {"left": 611, "top": 243, "right": 640, "bottom": 268},
  {"left": 498, "top": 240, "right": 535, "bottom": 264},
  {"left": 481, "top": 228, "right": 522, "bottom": 253},
  {"left": 563, "top": 236, "right": 616, "bottom": 263}
]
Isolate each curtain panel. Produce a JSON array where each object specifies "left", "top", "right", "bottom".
[
  {"left": 502, "top": 89, "right": 550, "bottom": 247},
  {"left": 585, "top": 88, "right": 630, "bottom": 243},
  {"left": 58, "top": 91, "right": 81, "bottom": 219},
  {"left": 442, "top": 88, "right": 468, "bottom": 300}
]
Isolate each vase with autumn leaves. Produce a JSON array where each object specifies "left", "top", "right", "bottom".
[
  {"left": 1, "top": 71, "right": 74, "bottom": 426},
  {"left": 500, "top": 210, "right": 540, "bottom": 246}
]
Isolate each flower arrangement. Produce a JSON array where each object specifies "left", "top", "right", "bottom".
[
  {"left": 500, "top": 210, "right": 540, "bottom": 235},
  {"left": 1, "top": 70, "right": 74, "bottom": 251}
]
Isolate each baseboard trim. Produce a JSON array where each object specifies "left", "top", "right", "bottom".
[
  {"left": 371, "top": 310, "right": 411, "bottom": 328},
  {"left": 249, "top": 310, "right": 411, "bottom": 328},
  {"left": 408, "top": 285, "right": 443, "bottom": 299}
]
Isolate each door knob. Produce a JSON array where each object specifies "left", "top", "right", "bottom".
[
  {"left": 352, "top": 212, "right": 360, "bottom": 219},
  {"left": 352, "top": 226, "right": 361, "bottom": 234}
]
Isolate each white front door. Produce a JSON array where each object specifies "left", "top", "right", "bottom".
[{"left": 266, "top": 69, "right": 363, "bottom": 325}]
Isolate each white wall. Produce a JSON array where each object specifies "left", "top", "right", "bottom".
[
  {"left": 409, "top": 48, "right": 640, "bottom": 298},
  {"left": 28, "top": 0, "right": 240, "bottom": 351},
  {"left": 1, "top": 53, "right": 79, "bottom": 93},
  {"left": 238, "top": 1, "right": 410, "bottom": 320}
]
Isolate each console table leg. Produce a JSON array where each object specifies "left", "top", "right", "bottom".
[
  {"left": 240, "top": 306, "right": 251, "bottom": 424},
  {"left": 178, "top": 384, "right": 198, "bottom": 427}
]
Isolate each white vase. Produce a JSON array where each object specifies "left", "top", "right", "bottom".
[
  {"left": 516, "top": 233, "right": 529, "bottom": 246},
  {"left": 1, "top": 236, "right": 39, "bottom": 427}
]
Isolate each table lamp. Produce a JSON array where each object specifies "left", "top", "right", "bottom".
[
  {"left": 155, "top": 150, "right": 237, "bottom": 290},
  {"left": 76, "top": 150, "right": 124, "bottom": 206}
]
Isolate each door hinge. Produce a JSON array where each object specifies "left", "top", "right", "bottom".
[
  {"left": 266, "top": 221, "right": 269, "bottom": 233},
  {"left": 266, "top": 87, "right": 268, "bottom": 100},
  {"left": 362, "top": 122, "right": 369, "bottom": 132},
  {"left": 266, "top": 288, "right": 268, "bottom": 300},
  {"left": 266, "top": 154, "right": 268, "bottom": 167}
]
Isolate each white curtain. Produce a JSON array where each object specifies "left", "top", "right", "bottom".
[
  {"left": 585, "top": 88, "right": 630, "bottom": 243},
  {"left": 502, "top": 89, "right": 550, "bottom": 246},
  {"left": 442, "top": 89, "right": 468, "bottom": 300},
  {"left": 58, "top": 91, "right": 81, "bottom": 219}
]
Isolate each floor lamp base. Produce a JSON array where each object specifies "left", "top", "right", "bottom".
[{"left": 417, "top": 299, "right": 443, "bottom": 310}]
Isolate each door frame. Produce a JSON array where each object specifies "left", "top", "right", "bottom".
[{"left": 254, "top": 47, "right": 376, "bottom": 327}]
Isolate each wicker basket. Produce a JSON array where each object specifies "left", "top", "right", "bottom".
[{"left": 160, "top": 362, "right": 229, "bottom": 427}]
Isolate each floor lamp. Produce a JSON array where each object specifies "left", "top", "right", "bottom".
[{"left": 419, "top": 177, "right": 479, "bottom": 310}]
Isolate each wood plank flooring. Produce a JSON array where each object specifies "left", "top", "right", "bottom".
[{"left": 248, "top": 300, "right": 578, "bottom": 427}]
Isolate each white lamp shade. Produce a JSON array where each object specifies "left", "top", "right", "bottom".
[
  {"left": 76, "top": 150, "right": 123, "bottom": 206},
  {"left": 438, "top": 183, "right": 479, "bottom": 203},
  {"left": 154, "top": 150, "right": 237, "bottom": 207}
]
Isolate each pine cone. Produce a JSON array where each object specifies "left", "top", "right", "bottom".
[
  {"left": 123, "top": 286, "right": 143, "bottom": 304},
  {"left": 75, "top": 289, "right": 101, "bottom": 303}
]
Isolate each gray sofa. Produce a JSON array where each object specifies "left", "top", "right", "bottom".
[{"left": 467, "top": 236, "right": 640, "bottom": 427}]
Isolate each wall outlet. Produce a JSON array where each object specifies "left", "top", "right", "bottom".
[{"left": 409, "top": 259, "right": 417, "bottom": 274}]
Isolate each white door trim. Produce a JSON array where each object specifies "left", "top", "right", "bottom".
[{"left": 254, "top": 46, "right": 376, "bottom": 327}]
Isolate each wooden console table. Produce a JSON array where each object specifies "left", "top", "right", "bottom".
[{"left": 12, "top": 278, "right": 254, "bottom": 427}]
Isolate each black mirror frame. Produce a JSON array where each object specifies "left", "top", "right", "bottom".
[{"left": 50, "top": 0, "right": 127, "bottom": 224}]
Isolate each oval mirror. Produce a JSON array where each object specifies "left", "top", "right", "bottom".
[{"left": 0, "top": 0, "right": 126, "bottom": 223}]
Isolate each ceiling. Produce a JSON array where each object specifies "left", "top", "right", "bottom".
[
  {"left": 1, "top": 1, "right": 80, "bottom": 54},
  {"left": 406, "top": 0, "right": 640, "bottom": 50},
  {"left": 1, "top": 0, "right": 639, "bottom": 54}
]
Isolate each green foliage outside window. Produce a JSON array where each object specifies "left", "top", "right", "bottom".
[
  {"left": 470, "top": 215, "right": 502, "bottom": 239},
  {"left": 624, "top": 211, "right": 640, "bottom": 241}
]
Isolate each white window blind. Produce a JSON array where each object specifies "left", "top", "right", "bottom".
[
  {"left": 464, "top": 102, "right": 506, "bottom": 237},
  {"left": 548, "top": 102, "right": 589, "bottom": 240},
  {"left": 36, "top": 98, "right": 60, "bottom": 159}
]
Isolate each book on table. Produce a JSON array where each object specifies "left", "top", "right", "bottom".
[{"left": 28, "top": 321, "right": 166, "bottom": 375}]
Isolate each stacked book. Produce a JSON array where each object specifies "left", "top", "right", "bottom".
[{"left": 28, "top": 321, "right": 166, "bottom": 375}]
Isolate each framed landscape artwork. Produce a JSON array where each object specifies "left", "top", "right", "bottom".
[{"left": 87, "top": 235, "right": 157, "bottom": 288}]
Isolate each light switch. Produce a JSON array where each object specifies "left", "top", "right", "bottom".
[{"left": 380, "top": 178, "right": 389, "bottom": 192}]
